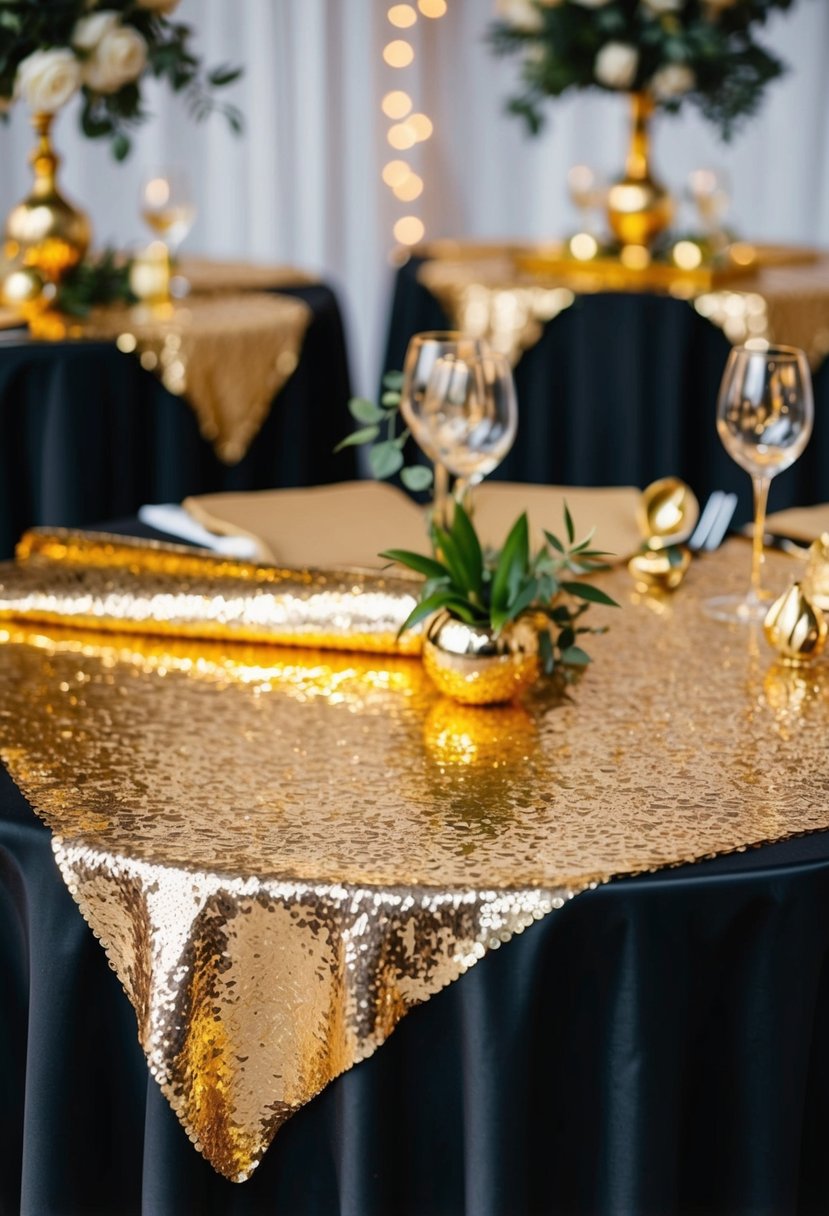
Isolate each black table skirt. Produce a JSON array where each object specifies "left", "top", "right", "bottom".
[
  {"left": 0, "top": 283, "right": 355, "bottom": 559},
  {"left": 383, "top": 259, "right": 829, "bottom": 529},
  {"left": 2, "top": 529, "right": 829, "bottom": 1215}
]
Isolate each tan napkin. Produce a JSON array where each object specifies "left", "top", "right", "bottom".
[
  {"left": 766, "top": 505, "right": 829, "bottom": 544},
  {"left": 184, "top": 481, "right": 642, "bottom": 569}
]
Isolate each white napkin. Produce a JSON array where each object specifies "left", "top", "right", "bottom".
[{"left": 137, "top": 504, "right": 262, "bottom": 559}]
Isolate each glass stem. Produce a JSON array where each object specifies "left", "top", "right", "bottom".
[
  {"left": 433, "top": 461, "right": 450, "bottom": 528},
  {"left": 750, "top": 474, "right": 770, "bottom": 602}
]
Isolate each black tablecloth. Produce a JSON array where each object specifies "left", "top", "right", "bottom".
[
  {"left": 383, "top": 258, "right": 829, "bottom": 528},
  {"left": 2, "top": 521, "right": 829, "bottom": 1215},
  {"left": 0, "top": 283, "right": 355, "bottom": 559}
]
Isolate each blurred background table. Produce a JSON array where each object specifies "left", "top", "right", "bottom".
[
  {"left": 384, "top": 245, "right": 829, "bottom": 526},
  {"left": 0, "top": 266, "right": 354, "bottom": 559}
]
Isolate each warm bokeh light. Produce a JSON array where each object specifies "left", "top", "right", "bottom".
[
  {"left": 388, "top": 122, "right": 417, "bottom": 150},
  {"left": 418, "top": 0, "right": 447, "bottom": 16},
  {"left": 144, "top": 177, "right": 170, "bottom": 207},
  {"left": 393, "top": 172, "right": 424, "bottom": 201},
  {"left": 620, "top": 244, "right": 651, "bottom": 270},
  {"left": 382, "top": 159, "right": 411, "bottom": 188},
  {"left": 672, "top": 240, "right": 703, "bottom": 270},
  {"left": 388, "top": 3, "right": 417, "bottom": 27},
  {"left": 407, "top": 113, "right": 433, "bottom": 141},
  {"left": 394, "top": 215, "right": 425, "bottom": 245},
  {"left": 569, "top": 232, "right": 599, "bottom": 261},
  {"left": 382, "top": 89, "right": 412, "bottom": 119},
  {"left": 383, "top": 39, "right": 414, "bottom": 67}
]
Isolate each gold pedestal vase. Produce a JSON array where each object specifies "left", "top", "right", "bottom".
[
  {"left": 4, "top": 112, "right": 92, "bottom": 285},
  {"left": 423, "top": 611, "right": 540, "bottom": 706},
  {"left": 606, "top": 92, "right": 673, "bottom": 251}
]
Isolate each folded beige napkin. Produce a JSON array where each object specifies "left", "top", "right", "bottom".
[
  {"left": 184, "top": 481, "right": 642, "bottom": 569},
  {"left": 766, "top": 504, "right": 829, "bottom": 543}
]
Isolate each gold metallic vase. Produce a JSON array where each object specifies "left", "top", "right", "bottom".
[
  {"left": 763, "top": 582, "right": 827, "bottom": 666},
  {"left": 422, "top": 611, "right": 540, "bottom": 705},
  {"left": 606, "top": 92, "right": 673, "bottom": 250},
  {"left": 4, "top": 112, "right": 91, "bottom": 284}
]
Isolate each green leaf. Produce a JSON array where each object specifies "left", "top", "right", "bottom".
[
  {"left": 382, "top": 370, "right": 404, "bottom": 390},
  {"left": 369, "top": 441, "right": 404, "bottom": 479},
  {"left": 560, "top": 582, "right": 619, "bottom": 607},
  {"left": 431, "top": 522, "right": 471, "bottom": 593},
  {"left": 560, "top": 645, "right": 591, "bottom": 667},
  {"left": 208, "top": 65, "right": 243, "bottom": 87},
  {"left": 381, "top": 391, "right": 401, "bottom": 407},
  {"left": 563, "top": 502, "right": 575, "bottom": 545},
  {"left": 378, "top": 549, "right": 449, "bottom": 580},
  {"left": 398, "top": 593, "right": 482, "bottom": 636},
  {"left": 348, "top": 396, "right": 384, "bottom": 424},
  {"left": 400, "top": 465, "right": 434, "bottom": 492},
  {"left": 333, "top": 425, "right": 379, "bottom": 452},
  {"left": 449, "top": 501, "right": 484, "bottom": 600},
  {"left": 112, "top": 133, "right": 131, "bottom": 162},
  {"left": 491, "top": 513, "right": 529, "bottom": 614},
  {"left": 544, "top": 530, "right": 565, "bottom": 554}
]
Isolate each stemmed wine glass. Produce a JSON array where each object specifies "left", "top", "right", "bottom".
[
  {"left": 420, "top": 350, "right": 517, "bottom": 507},
  {"left": 140, "top": 168, "right": 196, "bottom": 254},
  {"left": 400, "top": 332, "right": 490, "bottom": 523},
  {"left": 705, "top": 343, "right": 813, "bottom": 623}
]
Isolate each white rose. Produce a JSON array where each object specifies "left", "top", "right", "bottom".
[
  {"left": 72, "top": 11, "right": 119, "bottom": 52},
  {"left": 135, "top": 0, "right": 181, "bottom": 11},
  {"left": 650, "top": 63, "right": 695, "bottom": 99},
  {"left": 496, "top": 0, "right": 544, "bottom": 31},
  {"left": 642, "top": 0, "right": 684, "bottom": 12},
  {"left": 15, "top": 49, "right": 82, "bottom": 113},
  {"left": 594, "top": 42, "right": 639, "bottom": 90},
  {"left": 83, "top": 25, "right": 148, "bottom": 94}
]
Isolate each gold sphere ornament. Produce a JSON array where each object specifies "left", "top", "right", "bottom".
[
  {"left": 638, "top": 477, "right": 699, "bottom": 549},
  {"left": 422, "top": 611, "right": 540, "bottom": 705},
  {"left": 4, "top": 113, "right": 91, "bottom": 285},
  {"left": 763, "top": 582, "right": 827, "bottom": 665},
  {"left": 606, "top": 93, "right": 674, "bottom": 249},
  {"left": 627, "top": 544, "right": 691, "bottom": 593}
]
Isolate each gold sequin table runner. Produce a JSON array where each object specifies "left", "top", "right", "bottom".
[
  {"left": 414, "top": 244, "right": 829, "bottom": 369},
  {"left": 83, "top": 290, "right": 312, "bottom": 465},
  {"left": 2, "top": 543, "right": 829, "bottom": 1181}
]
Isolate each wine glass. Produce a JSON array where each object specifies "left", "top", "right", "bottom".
[
  {"left": 567, "top": 164, "right": 608, "bottom": 238},
  {"left": 420, "top": 350, "right": 518, "bottom": 507},
  {"left": 686, "top": 167, "right": 731, "bottom": 248},
  {"left": 400, "top": 332, "right": 490, "bottom": 523},
  {"left": 705, "top": 343, "right": 814, "bottom": 623},
  {"left": 140, "top": 168, "right": 196, "bottom": 295}
]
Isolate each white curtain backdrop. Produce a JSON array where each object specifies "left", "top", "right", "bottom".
[{"left": 1, "top": 0, "right": 828, "bottom": 394}]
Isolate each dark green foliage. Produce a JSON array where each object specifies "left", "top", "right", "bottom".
[
  {"left": 0, "top": 1, "right": 243, "bottom": 157},
  {"left": 55, "top": 247, "right": 135, "bottom": 316},
  {"left": 489, "top": 0, "right": 796, "bottom": 142}
]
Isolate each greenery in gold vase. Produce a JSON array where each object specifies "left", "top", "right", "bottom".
[
  {"left": 0, "top": 0, "right": 242, "bottom": 159},
  {"left": 491, "top": 0, "right": 797, "bottom": 140},
  {"left": 382, "top": 501, "right": 618, "bottom": 676}
]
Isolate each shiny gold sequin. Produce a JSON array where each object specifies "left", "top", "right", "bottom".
[
  {"left": 82, "top": 291, "right": 312, "bottom": 464},
  {"left": 1, "top": 543, "right": 828, "bottom": 1181},
  {"left": 2, "top": 530, "right": 421, "bottom": 655}
]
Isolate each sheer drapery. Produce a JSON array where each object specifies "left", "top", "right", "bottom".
[{"left": 1, "top": 0, "right": 827, "bottom": 392}]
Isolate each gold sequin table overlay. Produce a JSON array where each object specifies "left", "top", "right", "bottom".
[
  {"left": 82, "top": 291, "right": 312, "bottom": 464},
  {"left": 3, "top": 544, "right": 829, "bottom": 1181},
  {"left": 415, "top": 246, "right": 829, "bottom": 369}
]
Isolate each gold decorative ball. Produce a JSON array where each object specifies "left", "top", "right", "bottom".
[
  {"left": 763, "top": 582, "right": 828, "bottom": 665},
  {"left": 423, "top": 612, "right": 540, "bottom": 705},
  {"left": 607, "top": 177, "right": 674, "bottom": 249},
  {"left": 1, "top": 265, "right": 46, "bottom": 309}
]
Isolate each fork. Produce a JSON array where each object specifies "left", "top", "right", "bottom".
[{"left": 687, "top": 490, "right": 738, "bottom": 553}]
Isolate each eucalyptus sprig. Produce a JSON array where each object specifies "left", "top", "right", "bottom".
[
  {"left": 336, "top": 371, "right": 433, "bottom": 493},
  {"left": 381, "top": 501, "right": 618, "bottom": 676},
  {"left": 54, "top": 247, "right": 135, "bottom": 317}
]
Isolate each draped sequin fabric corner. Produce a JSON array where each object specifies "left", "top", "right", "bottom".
[
  {"left": 82, "top": 291, "right": 312, "bottom": 464},
  {"left": 1, "top": 530, "right": 422, "bottom": 655},
  {"left": 3, "top": 545, "right": 829, "bottom": 1180}
]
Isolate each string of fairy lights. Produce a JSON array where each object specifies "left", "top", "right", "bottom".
[{"left": 380, "top": 0, "right": 447, "bottom": 248}]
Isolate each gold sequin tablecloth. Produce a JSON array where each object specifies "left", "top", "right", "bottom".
[
  {"left": 84, "top": 291, "right": 312, "bottom": 465},
  {"left": 413, "top": 244, "right": 829, "bottom": 368},
  {"left": 3, "top": 541, "right": 829, "bottom": 1180}
]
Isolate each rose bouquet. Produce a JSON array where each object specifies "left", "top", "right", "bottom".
[
  {"left": 492, "top": 0, "right": 797, "bottom": 140},
  {"left": 0, "top": 0, "right": 241, "bottom": 159}
]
